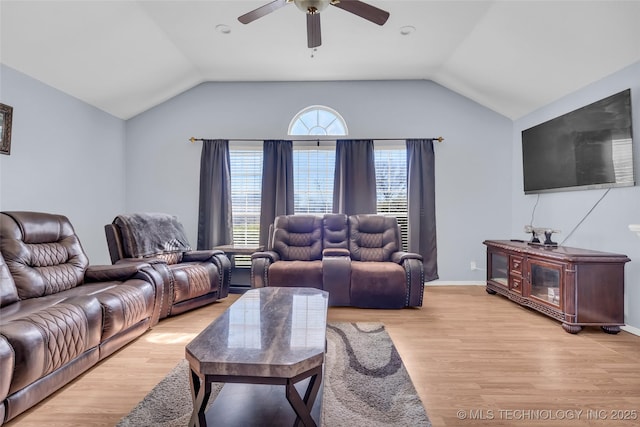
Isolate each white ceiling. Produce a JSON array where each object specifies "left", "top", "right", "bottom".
[{"left": 2, "top": 0, "right": 639, "bottom": 120}]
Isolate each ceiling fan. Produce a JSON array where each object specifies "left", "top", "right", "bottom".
[{"left": 238, "top": 0, "right": 390, "bottom": 48}]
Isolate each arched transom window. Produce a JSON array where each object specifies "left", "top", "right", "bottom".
[{"left": 288, "top": 105, "right": 348, "bottom": 136}]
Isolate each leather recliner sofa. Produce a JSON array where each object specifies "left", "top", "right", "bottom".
[
  {"left": 104, "top": 213, "right": 231, "bottom": 318},
  {"left": 251, "top": 213, "right": 425, "bottom": 308},
  {"left": 0, "top": 211, "right": 164, "bottom": 424}
]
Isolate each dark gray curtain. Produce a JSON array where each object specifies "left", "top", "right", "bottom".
[
  {"left": 406, "top": 139, "right": 438, "bottom": 281},
  {"left": 197, "top": 139, "right": 233, "bottom": 250},
  {"left": 333, "top": 139, "right": 377, "bottom": 215},
  {"left": 259, "top": 140, "right": 294, "bottom": 246}
]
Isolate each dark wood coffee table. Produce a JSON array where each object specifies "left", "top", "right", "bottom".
[{"left": 185, "top": 287, "right": 328, "bottom": 427}]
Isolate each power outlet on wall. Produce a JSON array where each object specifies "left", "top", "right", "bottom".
[{"left": 470, "top": 261, "right": 477, "bottom": 271}]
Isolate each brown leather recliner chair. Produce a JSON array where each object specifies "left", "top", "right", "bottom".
[
  {"left": 0, "top": 211, "right": 163, "bottom": 424},
  {"left": 104, "top": 213, "right": 231, "bottom": 318},
  {"left": 251, "top": 213, "right": 424, "bottom": 308},
  {"left": 251, "top": 215, "right": 325, "bottom": 289}
]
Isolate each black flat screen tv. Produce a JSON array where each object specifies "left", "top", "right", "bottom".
[{"left": 521, "top": 89, "right": 635, "bottom": 194}]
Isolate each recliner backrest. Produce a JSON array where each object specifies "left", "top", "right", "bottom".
[
  {"left": 272, "top": 215, "right": 323, "bottom": 261},
  {"left": 0, "top": 212, "right": 88, "bottom": 299},
  {"left": 348, "top": 214, "right": 399, "bottom": 262},
  {"left": 323, "top": 214, "right": 348, "bottom": 250},
  {"left": 0, "top": 251, "right": 19, "bottom": 308}
]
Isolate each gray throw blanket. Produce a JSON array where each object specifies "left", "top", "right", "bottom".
[{"left": 114, "top": 213, "right": 192, "bottom": 258}]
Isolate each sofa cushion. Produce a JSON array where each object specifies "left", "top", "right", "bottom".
[
  {"left": 272, "top": 215, "right": 323, "bottom": 261},
  {"left": 268, "top": 260, "right": 323, "bottom": 288},
  {"left": 350, "top": 261, "right": 406, "bottom": 308},
  {"left": 0, "top": 296, "right": 102, "bottom": 394},
  {"left": 0, "top": 212, "right": 88, "bottom": 299}
]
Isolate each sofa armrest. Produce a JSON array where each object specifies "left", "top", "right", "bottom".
[
  {"left": 209, "top": 252, "right": 232, "bottom": 298},
  {"left": 251, "top": 251, "right": 280, "bottom": 263},
  {"left": 391, "top": 252, "right": 425, "bottom": 307},
  {"left": 322, "top": 251, "right": 351, "bottom": 306},
  {"left": 115, "top": 257, "right": 167, "bottom": 266},
  {"left": 85, "top": 262, "right": 165, "bottom": 325},
  {"left": 182, "top": 249, "right": 225, "bottom": 263},
  {"left": 84, "top": 263, "right": 151, "bottom": 282},
  {"left": 250, "top": 251, "right": 280, "bottom": 288},
  {"left": 322, "top": 248, "right": 351, "bottom": 257},
  {"left": 391, "top": 251, "right": 423, "bottom": 264}
]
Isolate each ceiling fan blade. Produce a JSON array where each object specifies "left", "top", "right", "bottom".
[
  {"left": 307, "top": 13, "right": 322, "bottom": 48},
  {"left": 238, "top": 0, "right": 288, "bottom": 24},
  {"left": 331, "top": 0, "right": 389, "bottom": 25}
]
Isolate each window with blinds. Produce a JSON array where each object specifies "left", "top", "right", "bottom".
[
  {"left": 293, "top": 144, "right": 336, "bottom": 214},
  {"left": 229, "top": 147, "right": 263, "bottom": 267},
  {"left": 375, "top": 146, "right": 408, "bottom": 250}
]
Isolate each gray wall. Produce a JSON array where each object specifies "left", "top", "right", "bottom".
[
  {"left": 125, "top": 80, "right": 513, "bottom": 282},
  {"left": 511, "top": 61, "right": 640, "bottom": 329},
  {"left": 0, "top": 65, "right": 126, "bottom": 264}
]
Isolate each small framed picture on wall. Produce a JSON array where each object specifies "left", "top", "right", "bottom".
[{"left": 1, "top": 103, "right": 13, "bottom": 155}]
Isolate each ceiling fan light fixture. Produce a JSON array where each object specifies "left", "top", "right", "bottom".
[
  {"left": 294, "top": 0, "right": 330, "bottom": 14},
  {"left": 400, "top": 25, "right": 415, "bottom": 36},
  {"left": 215, "top": 24, "right": 231, "bottom": 34}
]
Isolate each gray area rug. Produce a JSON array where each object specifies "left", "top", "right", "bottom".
[{"left": 117, "top": 322, "right": 430, "bottom": 426}]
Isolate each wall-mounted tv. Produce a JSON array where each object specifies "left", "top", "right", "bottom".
[{"left": 521, "top": 89, "right": 634, "bottom": 194}]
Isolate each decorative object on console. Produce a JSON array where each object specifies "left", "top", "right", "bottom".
[
  {"left": 524, "top": 225, "right": 560, "bottom": 247},
  {"left": 0, "top": 103, "right": 13, "bottom": 155}
]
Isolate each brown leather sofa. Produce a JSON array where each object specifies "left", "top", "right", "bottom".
[
  {"left": 251, "top": 214, "right": 424, "bottom": 308},
  {"left": 0, "top": 211, "right": 164, "bottom": 424},
  {"left": 104, "top": 213, "right": 231, "bottom": 318}
]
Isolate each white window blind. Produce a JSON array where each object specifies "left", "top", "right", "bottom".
[
  {"left": 375, "top": 146, "right": 408, "bottom": 250},
  {"left": 293, "top": 145, "right": 336, "bottom": 214},
  {"left": 229, "top": 147, "right": 263, "bottom": 267}
]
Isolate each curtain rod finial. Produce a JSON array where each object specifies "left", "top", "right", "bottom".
[
  {"left": 436, "top": 136, "right": 444, "bottom": 142},
  {"left": 189, "top": 137, "right": 197, "bottom": 143}
]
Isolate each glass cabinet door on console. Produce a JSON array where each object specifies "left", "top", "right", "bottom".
[
  {"left": 488, "top": 251, "right": 508, "bottom": 288},
  {"left": 528, "top": 260, "right": 562, "bottom": 308}
]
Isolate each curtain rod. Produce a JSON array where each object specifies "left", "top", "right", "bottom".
[{"left": 189, "top": 136, "right": 444, "bottom": 143}]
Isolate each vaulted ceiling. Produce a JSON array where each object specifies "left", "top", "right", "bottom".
[{"left": 2, "top": 1, "right": 639, "bottom": 120}]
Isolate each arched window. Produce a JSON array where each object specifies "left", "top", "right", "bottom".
[{"left": 288, "top": 105, "right": 348, "bottom": 136}]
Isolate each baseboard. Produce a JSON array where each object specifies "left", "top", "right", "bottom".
[
  {"left": 425, "top": 280, "right": 485, "bottom": 286},
  {"left": 621, "top": 325, "right": 640, "bottom": 337}
]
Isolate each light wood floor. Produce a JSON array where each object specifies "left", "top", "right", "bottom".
[{"left": 6, "top": 285, "right": 640, "bottom": 427}]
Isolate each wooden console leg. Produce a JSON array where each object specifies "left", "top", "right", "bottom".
[
  {"left": 601, "top": 325, "right": 621, "bottom": 334},
  {"left": 562, "top": 323, "right": 582, "bottom": 334}
]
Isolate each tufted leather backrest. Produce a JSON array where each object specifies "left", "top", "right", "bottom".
[
  {"left": 348, "top": 214, "right": 399, "bottom": 262},
  {"left": 272, "top": 215, "right": 323, "bottom": 261},
  {"left": 0, "top": 212, "right": 88, "bottom": 300},
  {"left": 323, "top": 214, "right": 349, "bottom": 249},
  {"left": 0, "top": 251, "right": 19, "bottom": 307}
]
